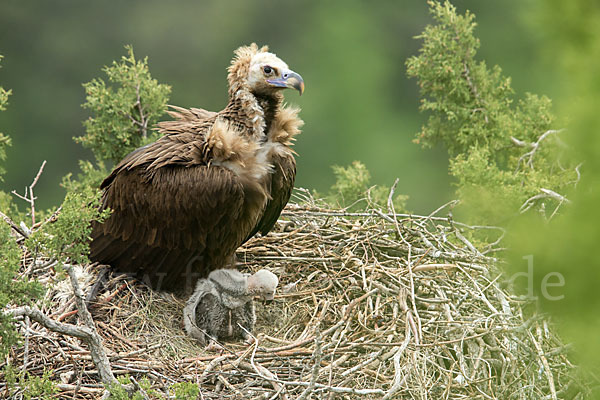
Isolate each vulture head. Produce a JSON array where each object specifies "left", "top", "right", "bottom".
[
  {"left": 247, "top": 269, "right": 279, "bottom": 301},
  {"left": 228, "top": 44, "right": 304, "bottom": 98}
]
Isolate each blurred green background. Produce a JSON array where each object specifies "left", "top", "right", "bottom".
[{"left": 0, "top": 0, "right": 555, "bottom": 213}]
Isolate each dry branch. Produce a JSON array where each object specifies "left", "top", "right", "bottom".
[{"left": 11, "top": 160, "right": 46, "bottom": 227}]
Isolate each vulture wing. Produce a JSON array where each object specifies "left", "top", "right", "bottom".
[
  {"left": 90, "top": 110, "right": 267, "bottom": 292},
  {"left": 164, "top": 105, "right": 217, "bottom": 123},
  {"left": 244, "top": 152, "right": 296, "bottom": 242}
]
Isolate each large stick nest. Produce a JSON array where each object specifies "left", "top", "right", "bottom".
[{"left": 1, "top": 191, "right": 588, "bottom": 399}]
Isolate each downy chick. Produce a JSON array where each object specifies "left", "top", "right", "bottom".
[{"left": 183, "top": 269, "right": 278, "bottom": 350}]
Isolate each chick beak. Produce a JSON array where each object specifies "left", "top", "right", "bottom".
[
  {"left": 267, "top": 69, "right": 305, "bottom": 95},
  {"left": 262, "top": 292, "right": 275, "bottom": 303}
]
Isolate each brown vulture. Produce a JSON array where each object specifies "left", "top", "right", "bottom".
[{"left": 89, "top": 44, "right": 304, "bottom": 292}]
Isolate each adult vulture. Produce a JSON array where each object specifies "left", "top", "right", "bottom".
[{"left": 89, "top": 44, "right": 304, "bottom": 292}]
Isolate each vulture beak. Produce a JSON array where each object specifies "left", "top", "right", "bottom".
[{"left": 267, "top": 69, "right": 305, "bottom": 95}]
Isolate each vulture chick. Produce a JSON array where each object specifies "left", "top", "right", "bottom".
[
  {"left": 89, "top": 44, "right": 303, "bottom": 292},
  {"left": 183, "top": 268, "right": 279, "bottom": 349}
]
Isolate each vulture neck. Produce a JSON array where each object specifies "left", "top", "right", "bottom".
[
  {"left": 226, "top": 87, "right": 283, "bottom": 139},
  {"left": 254, "top": 92, "right": 282, "bottom": 137}
]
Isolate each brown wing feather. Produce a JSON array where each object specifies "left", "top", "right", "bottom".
[
  {"left": 244, "top": 152, "right": 295, "bottom": 242},
  {"left": 164, "top": 105, "right": 217, "bottom": 124},
  {"left": 90, "top": 107, "right": 267, "bottom": 292},
  {"left": 91, "top": 96, "right": 301, "bottom": 293},
  {"left": 91, "top": 161, "right": 251, "bottom": 291}
]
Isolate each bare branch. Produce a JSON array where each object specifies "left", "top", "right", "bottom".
[
  {"left": 10, "top": 160, "right": 46, "bottom": 226},
  {"left": 386, "top": 178, "right": 399, "bottom": 214},
  {"left": 7, "top": 306, "right": 97, "bottom": 342},
  {"left": 32, "top": 205, "right": 62, "bottom": 230},
  {"left": 0, "top": 209, "right": 28, "bottom": 238},
  {"left": 65, "top": 264, "right": 117, "bottom": 386},
  {"left": 296, "top": 330, "right": 322, "bottom": 400},
  {"left": 514, "top": 129, "right": 565, "bottom": 172},
  {"left": 134, "top": 82, "right": 148, "bottom": 139},
  {"left": 520, "top": 188, "right": 570, "bottom": 217},
  {"left": 529, "top": 325, "right": 558, "bottom": 400},
  {"left": 382, "top": 326, "right": 411, "bottom": 400},
  {"left": 5, "top": 267, "right": 119, "bottom": 389},
  {"left": 540, "top": 188, "right": 570, "bottom": 204}
]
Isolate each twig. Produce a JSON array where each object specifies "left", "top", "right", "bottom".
[
  {"left": 412, "top": 263, "right": 457, "bottom": 272},
  {"left": 540, "top": 188, "right": 570, "bottom": 204},
  {"left": 530, "top": 325, "right": 558, "bottom": 400},
  {"left": 382, "top": 325, "right": 412, "bottom": 400},
  {"left": 297, "top": 330, "right": 322, "bottom": 400},
  {"left": 110, "top": 343, "right": 163, "bottom": 361},
  {"left": 340, "top": 348, "right": 384, "bottom": 377},
  {"left": 22, "top": 316, "right": 30, "bottom": 370},
  {"left": 65, "top": 264, "right": 118, "bottom": 386},
  {"left": 56, "top": 384, "right": 104, "bottom": 394},
  {"left": 200, "top": 354, "right": 231, "bottom": 383},
  {"left": 0, "top": 209, "right": 29, "bottom": 238},
  {"left": 134, "top": 82, "right": 148, "bottom": 139},
  {"left": 129, "top": 376, "right": 150, "bottom": 400},
  {"left": 573, "top": 163, "right": 582, "bottom": 187},
  {"left": 398, "top": 288, "right": 420, "bottom": 345},
  {"left": 246, "top": 344, "right": 287, "bottom": 400},
  {"left": 427, "top": 199, "right": 459, "bottom": 218},
  {"left": 32, "top": 205, "right": 62, "bottom": 230},
  {"left": 513, "top": 129, "right": 565, "bottom": 171},
  {"left": 274, "top": 379, "right": 384, "bottom": 396},
  {"left": 11, "top": 160, "right": 46, "bottom": 226},
  {"left": 520, "top": 188, "right": 570, "bottom": 216},
  {"left": 386, "top": 178, "right": 399, "bottom": 214},
  {"left": 216, "top": 374, "right": 243, "bottom": 398}
]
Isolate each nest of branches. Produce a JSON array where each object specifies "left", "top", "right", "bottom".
[{"left": 2, "top": 190, "right": 588, "bottom": 399}]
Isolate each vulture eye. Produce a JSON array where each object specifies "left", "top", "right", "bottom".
[{"left": 263, "top": 66, "right": 273, "bottom": 75}]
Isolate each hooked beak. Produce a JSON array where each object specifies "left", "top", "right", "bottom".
[{"left": 267, "top": 69, "right": 305, "bottom": 95}]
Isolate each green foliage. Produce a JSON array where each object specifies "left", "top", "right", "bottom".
[
  {"left": 0, "top": 56, "right": 11, "bottom": 182},
  {"left": 0, "top": 134, "right": 10, "bottom": 183},
  {"left": 406, "top": 2, "right": 513, "bottom": 156},
  {"left": 0, "top": 58, "right": 42, "bottom": 357},
  {"left": 77, "top": 45, "right": 170, "bottom": 165},
  {"left": 170, "top": 382, "right": 200, "bottom": 400},
  {"left": 105, "top": 378, "right": 132, "bottom": 400},
  {"left": 3, "top": 364, "right": 57, "bottom": 399},
  {"left": 407, "top": 1, "right": 577, "bottom": 223},
  {"left": 0, "top": 224, "right": 43, "bottom": 357},
  {"left": 106, "top": 376, "right": 157, "bottom": 399},
  {"left": 1, "top": 54, "right": 16, "bottom": 214},
  {"left": 25, "top": 186, "right": 109, "bottom": 265},
  {"left": 506, "top": 0, "right": 600, "bottom": 384},
  {"left": 61, "top": 159, "right": 109, "bottom": 193},
  {"left": 325, "top": 161, "right": 408, "bottom": 212}
]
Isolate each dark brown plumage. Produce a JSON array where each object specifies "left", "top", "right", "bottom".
[{"left": 89, "top": 44, "right": 304, "bottom": 292}]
